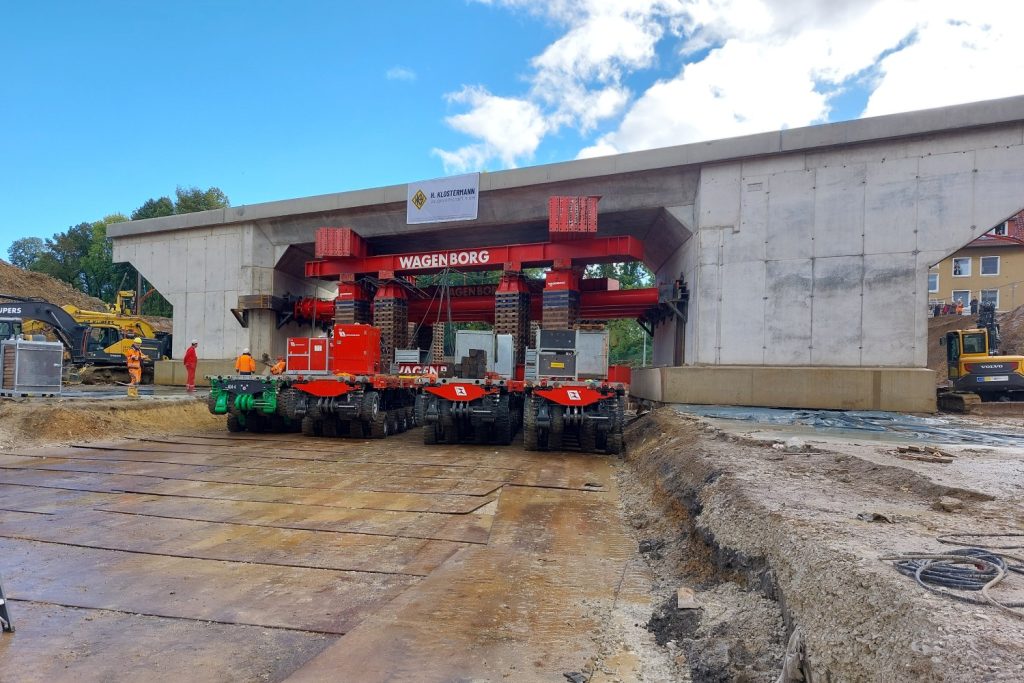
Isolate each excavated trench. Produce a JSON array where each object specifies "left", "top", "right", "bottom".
[{"left": 621, "top": 408, "right": 1024, "bottom": 683}]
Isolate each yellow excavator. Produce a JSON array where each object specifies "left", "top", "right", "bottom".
[
  {"left": 9, "top": 291, "right": 171, "bottom": 383},
  {"left": 939, "top": 302, "right": 1024, "bottom": 410}
]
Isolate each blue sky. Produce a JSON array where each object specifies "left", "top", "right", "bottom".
[{"left": 2, "top": 1, "right": 1021, "bottom": 259}]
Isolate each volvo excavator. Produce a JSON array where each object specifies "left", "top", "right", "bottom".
[
  {"left": 938, "top": 302, "right": 1024, "bottom": 411},
  {"left": 0, "top": 293, "right": 169, "bottom": 383}
]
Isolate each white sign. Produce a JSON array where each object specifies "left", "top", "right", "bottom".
[
  {"left": 397, "top": 250, "right": 490, "bottom": 271},
  {"left": 407, "top": 173, "right": 479, "bottom": 224}
]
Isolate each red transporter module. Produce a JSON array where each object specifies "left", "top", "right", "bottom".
[{"left": 282, "top": 324, "right": 419, "bottom": 438}]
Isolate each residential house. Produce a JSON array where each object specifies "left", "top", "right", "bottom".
[{"left": 929, "top": 210, "right": 1024, "bottom": 313}]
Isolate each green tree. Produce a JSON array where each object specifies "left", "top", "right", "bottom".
[
  {"left": 585, "top": 262, "right": 654, "bottom": 367},
  {"left": 6, "top": 236, "right": 44, "bottom": 269},
  {"left": 31, "top": 222, "right": 93, "bottom": 288},
  {"left": 130, "top": 197, "right": 174, "bottom": 221},
  {"left": 174, "top": 185, "right": 229, "bottom": 213},
  {"left": 80, "top": 214, "right": 132, "bottom": 303}
]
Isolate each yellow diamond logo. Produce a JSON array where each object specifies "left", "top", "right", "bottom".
[{"left": 412, "top": 189, "right": 427, "bottom": 210}]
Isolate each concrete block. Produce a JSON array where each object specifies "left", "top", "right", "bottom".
[
  {"left": 767, "top": 169, "right": 815, "bottom": 261},
  {"left": 861, "top": 253, "right": 917, "bottom": 366},
  {"left": 698, "top": 163, "right": 741, "bottom": 229},
  {"left": 631, "top": 366, "right": 936, "bottom": 412},
  {"left": 864, "top": 157, "right": 919, "bottom": 255},
  {"left": 805, "top": 139, "right": 909, "bottom": 168},
  {"left": 155, "top": 359, "right": 237, "bottom": 386},
  {"left": 764, "top": 259, "right": 812, "bottom": 365},
  {"left": 904, "top": 126, "right": 1023, "bottom": 158},
  {"left": 719, "top": 261, "right": 765, "bottom": 364},
  {"left": 694, "top": 263, "right": 722, "bottom": 364},
  {"left": 811, "top": 256, "right": 864, "bottom": 365},
  {"left": 813, "top": 164, "right": 866, "bottom": 258}
]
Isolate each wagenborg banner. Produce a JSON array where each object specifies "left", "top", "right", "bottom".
[{"left": 406, "top": 172, "right": 479, "bottom": 224}]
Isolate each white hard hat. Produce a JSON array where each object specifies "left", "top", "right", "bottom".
[
  {"left": 191, "top": 339, "right": 198, "bottom": 345},
  {"left": 243, "top": 348, "right": 250, "bottom": 354}
]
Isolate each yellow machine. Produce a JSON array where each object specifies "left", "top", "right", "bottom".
[
  {"left": 14, "top": 291, "right": 171, "bottom": 383},
  {"left": 940, "top": 302, "right": 1024, "bottom": 409}
]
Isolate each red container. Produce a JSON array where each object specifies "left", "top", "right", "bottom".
[
  {"left": 287, "top": 336, "right": 330, "bottom": 372},
  {"left": 330, "top": 324, "right": 381, "bottom": 375},
  {"left": 606, "top": 364, "right": 631, "bottom": 386},
  {"left": 548, "top": 196, "right": 600, "bottom": 240},
  {"left": 315, "top": 227, "right": 369, "bottom": 258}
]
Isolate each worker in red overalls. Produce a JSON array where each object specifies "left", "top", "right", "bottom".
[
  {"left": 183, "top": 339, "right": 199, "bottom": 392},
  {"left": 125, "top": 337, "right": 143, "bottom": 398}
]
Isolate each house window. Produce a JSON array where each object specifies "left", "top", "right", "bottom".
[
  {"left": 980, "top": 255, "right": 1000, "bottom": 276},
  {"left": 928, "top": 273, "right": 939, "bottom": 293},
  {"left": 981, "top": 289, "right": 999, "bottom": 309},
  {"left": 952, "top": 290, "right": 971, "bottom": 307},
  {"left": 952, "top": 257, "right": 971, "bottom": 277},
  {"left": 992, "top": 222, "right": 1008, "bottom": 236}
]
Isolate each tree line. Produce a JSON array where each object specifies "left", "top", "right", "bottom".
[{"left": 7, "top": 186, "right": 229, "bottom": 316}]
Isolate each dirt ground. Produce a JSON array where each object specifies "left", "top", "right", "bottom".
[
  {"left": 0, "top": 395, "right": 222, "bottom": 449},
  {"left": 624, "top": 407, "right": 1024, "bottom": 682}
]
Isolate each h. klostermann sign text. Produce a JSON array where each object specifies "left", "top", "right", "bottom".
[{"left": 407, "top": 172, "right": 479, "bottom": 224}]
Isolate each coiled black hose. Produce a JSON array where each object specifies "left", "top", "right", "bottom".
[{"left": 892, "top": 548, "right": 1006, "bottom": 591}]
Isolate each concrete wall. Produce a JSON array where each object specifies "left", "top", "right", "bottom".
[
  {"left": 660, "top": 125, "right": 1024, "bottom": 369},
  {"left": 631, "top": 366, "right": 937, "bottom": 413},
  {"left": 113, "top": 225, "right": 333, "bottom": 361}
]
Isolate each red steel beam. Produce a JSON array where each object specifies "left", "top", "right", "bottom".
[{"left": 305, "top": 235, "right": 646, "bottom": 279}]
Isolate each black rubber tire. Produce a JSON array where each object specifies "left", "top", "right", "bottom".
[
  {"left": 369, "top": 409, "right": 390, "bottom": 438},
  {"left": 361, "top": 391, "right": 380, "bottom": 420},
  {"left": 606, "top": 431, "right": 623, "bottom": 456},
  {"left": 247, "top": 414, "right": 265, "bottom": 433},
  {"left": 442, "top": 424, "right": 459, "bottom": 444},
  {"left": 579, "top": 419, "right": 598, "bottom": 453},
  {"left": 405, "top": 405, "right": 416, "bottom": 427},
  {"left": 523, "top": 399, "right": 539, "bottom": 451},
  {"left": 278, "top": 387, "right": 303, "bottom": 421},
  {"left": 414, "top": 394, "right": 426, "bottom": 426},
  {"left": 301, "top": 414, "right": 321, "bottom": 437},
  {"left": 321, "top": 417, "right": 338, "bottom": 438},
  {"left": 226, "top": 414, "right": 244, "bottom": 433},
  {"left": 548, "top": 405, "right": 565, "bottom": 451},
  {"left": 494, "top": 395, "right": 513, "bottom": 446},
  {"left": 471, "top": 412, "right": 489, "bottom": 444},
  {"left": 423, "top": 424, "right": 438, "bottom": 444},
  {"left": 206, "top": 390, "right": 219, "bottom": 414},
  {"left": 348, "top": 420, "right": 365, "bottom": 439}
]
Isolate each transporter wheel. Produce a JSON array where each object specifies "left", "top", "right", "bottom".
[
  {"left": 370, "top": 410, "right": 390, "bottom": 439},
  {"left": 442, "top": 424, "right": 459, "bottom": 444},
  {"left": 226, "top": 414, "right": 244, "bottom": 433},
  {"left": 301, "top": 414, "right": 322, "bottom": 437},
  {"left": 206, "top": 390, "right": 219, "bottom": 414},
  {"left": 606, "top": 430, "right": 623, "bottom": 456},
  {"left": 523, "top": 399, "right": 539, "bottom": 451},
  {"left": 406, "top": 405, "right": 417, "bottom": 427},
  {"left": 423, "top": 423, "right": 439, "bottom": 444},
  {"left": 348, "top": 420, "right": 365, "bottom": 439},
  {"left": 247, "top": 414, "right": 266, "bottom": 433},
  {"left": 579, "top": 420, "right": 598, "bottom": 454},
  {"left": 414, "top": 394, "right": 426, "bottom": 425},
  {"left": 361, "top": 391, "right": 380, "bottom": 419},
  {"left": 548, "top": 405, "right": 565, "bottom": 451},
  {"left": 471, "top": 412, "right": 489, "bottom": 444},
  {"left": 494, "top": 396, "right": 513, "bottom": 446},
  {"left": 321, "top": 417, "right": 339, "bottom": 438},
  {"left": 278, "top": 387, "right": 303, "bottom": 421}
]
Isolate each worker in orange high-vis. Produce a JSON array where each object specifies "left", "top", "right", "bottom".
[
  {"left": 235, "top": 348, "right": 256, "bottom": 376},
  {"left": 269, "top": 356, "right": 286, "bottom": 375},
  {"left": 125, "top": 337, "right": 144, "bottom": 397}
]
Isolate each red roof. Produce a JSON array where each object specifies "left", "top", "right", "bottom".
[{"left": 968, "top": 209, "right": 1024, "bottom": 246}]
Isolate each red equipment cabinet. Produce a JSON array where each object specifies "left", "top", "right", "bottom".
[
  {"left": 330, "top": 324, "right": 381, "bottom": 375},
  {"left": 286, "top": 337, "right": 330, "bottom": 372}
]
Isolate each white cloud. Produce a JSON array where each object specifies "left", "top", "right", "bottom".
[
  {"left": 385, "top": 66, "right": 416, "bottom": 81},
  {"left": 432, "top": 86, "right": 550, "bottom": 173},
  {"left": 442, "top": 0, "right": 1024, "bottom": 168}
]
